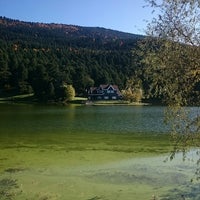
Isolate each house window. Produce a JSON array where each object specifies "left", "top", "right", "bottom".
[
  {"left": 112, "top": 96, "right": 117, "bottom": 100},
  {"left": 104, "top": 96, "right": 109, "bottom": 100}
]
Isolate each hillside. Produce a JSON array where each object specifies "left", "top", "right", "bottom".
[
  {"left": 0, "top": 17, "right": 143, "bottom": 50},
  {"left": 0, "top": 17, "right": 144, "bottom": 100},
  {"left": 0, "top": 17, "right": 142, "bottom": 40},
  {"left": 0, "top": 17, "right": 199, "bottom": 105}
]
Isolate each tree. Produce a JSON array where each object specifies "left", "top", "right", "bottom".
[
  {"left": 121, "top": 77, "right": 143, "bottom": 102},
  {"left": 30, "top": 64, "right": 49, "bottom": 100},
  {"left": 142, "top": 0, "right": 200, "bottom": 179},
  {"left": 62, "top": 84, "right": 75, "bottom": 101},
  {"left": 0, "top": 50, "right": 11, "bottom": 92},
  {"left": 56, "top": 83, "right": 75, "bottom": 102}
]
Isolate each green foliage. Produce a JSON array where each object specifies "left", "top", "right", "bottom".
[
  {"left": 134, "top": 38, "right": 200, "bottom": 105},
  {"left": 121, "top": 77, "right": 143, "bottom": 102},
  {"left": 134, "top": 0, "right": 200, "bottom": 106},
  {"left": 142, "top": 0, "right": 200, "bottom": 103},
  {"left": 59, "top": 84, "right": 75, "bottom": 101}
]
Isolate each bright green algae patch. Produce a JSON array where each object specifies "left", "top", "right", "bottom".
[
  {"left": 0, "top": 132, "right": 198, "bottom": 200},
  {"left": 0, "top": 131, "right": 171, "bottom": 154}
]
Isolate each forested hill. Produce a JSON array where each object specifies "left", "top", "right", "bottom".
[
  {"left": 0, "top": 16, "right": 144, "bottom": 100},
  {"left": 0, "top": 16, "right": 142, "bottom": 42}
]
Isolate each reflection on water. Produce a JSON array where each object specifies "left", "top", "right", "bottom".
[{"left": 0, "top": 104, "right": 168, "bottom": 136}]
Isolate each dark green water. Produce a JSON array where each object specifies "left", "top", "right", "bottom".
[
  {"left": 0, "top": 103, "right": 168, "bottom": 135},
  {"left": 0, "top": 103, "right": 170, "bottom": 151}
]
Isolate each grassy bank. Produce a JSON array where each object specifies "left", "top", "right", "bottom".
[
  {"left": 0, "top": 94, "right": 86, "bottom": 105},
  {"left": 0, "top": 93, "right": 35, "bottom": 102}
]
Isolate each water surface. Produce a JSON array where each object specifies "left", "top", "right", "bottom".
[{"left": 0, "top": 103, "right": 199, "bottom": 200}]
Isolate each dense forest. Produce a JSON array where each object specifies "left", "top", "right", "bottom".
[
  {"left": 0, "top": 17, "right": 145, "bottom": 101},
  {"left": 0, "top": 17, "right": 199, "bottom": 104}
]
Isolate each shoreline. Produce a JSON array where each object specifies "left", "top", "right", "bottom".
[
  {"left": 85, "top": 100, "right": 150, "bottom": 106},
  {"left": 0, "top": 94, "right": 151, "bottom": 106}
]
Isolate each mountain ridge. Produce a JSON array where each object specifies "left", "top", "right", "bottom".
[{"left": 0, "top": 16, "right": 143, "bottom": 41}]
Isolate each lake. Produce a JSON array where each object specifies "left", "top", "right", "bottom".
[{"left": 0, "top": 103, "right": 199, "bottom": 200}]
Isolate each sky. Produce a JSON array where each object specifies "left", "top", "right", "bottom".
[{"left": 0, "top": 0, "right": 154, "bottom": 35}]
